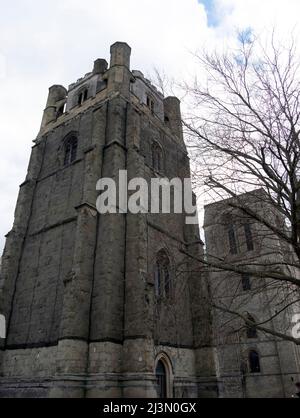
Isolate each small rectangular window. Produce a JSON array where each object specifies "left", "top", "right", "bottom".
[
  {"left": 242, "top": 274, "right": 251, "bottom": 291},
  {"left": 146, "top": 95, "right": 155, "bottom": 113},
  {"left": 57, "top": 104, "right": 65, "bottom": 118},
  {"left": 249, "top": 350, "right": 261, "bottom": 373},
  {"left": 228, "top": 224, "right": 238, "bottom": 254},
  {"left": 244, "top": 222, "right": 254, "bottom": 251},
  {"left": 78, "top": 93, "right": 83, "bottom": 106}
]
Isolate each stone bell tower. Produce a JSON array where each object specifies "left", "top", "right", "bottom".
[{"left": 0, "top": 42, "right": 218, "bottom": 398}]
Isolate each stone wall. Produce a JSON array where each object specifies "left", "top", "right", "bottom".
[
  {"left": 0, "top": 42, "right": 218, "bottom": 398},
  {"left": 204, "top": 193, "right": 300, "bottom": 398}
]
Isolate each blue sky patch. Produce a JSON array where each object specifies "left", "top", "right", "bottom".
[
  {"left": 238, "top": 27, "right": 254, "bottom": 44},
  {"left": 198, "top": 0, "right": 219, "bottom": 27}
]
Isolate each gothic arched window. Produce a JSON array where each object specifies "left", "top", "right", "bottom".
[
  {"left": 152, "top": 142, "right": 163, "bottom": 172},
  {"left": 156, "top": 360, "right": 167, "bottom": 398},
  {"left": 249, "top": 350, "right": 261, "bottom": 373},
  {"left": 155, "top": 354, "right": 173, "bottom": 398},
  {"left": 154, "top": 250, "right": 172, "bottom": 298},
  {"left": 64, "top": 135, "right": 78, "bottom": 166},
  {"left": 246, "top": 314, "right": 257, "bottom": 339}
]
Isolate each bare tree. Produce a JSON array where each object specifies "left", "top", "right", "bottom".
[{"left": 183, "top": 31, "right": 300, "bottom": 345}]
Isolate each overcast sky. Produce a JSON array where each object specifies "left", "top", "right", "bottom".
[{"left": 1, "top": 0, "right": 300, "bottom": 254}]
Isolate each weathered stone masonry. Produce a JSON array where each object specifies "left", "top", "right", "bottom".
[
  {"left": 0, "top": 42, "right": 218, "bottom": 398},
  {"left": 204, "top": 193, "right": 300, "bottom": 398}
]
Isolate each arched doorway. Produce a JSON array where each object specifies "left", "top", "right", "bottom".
[{"left": 156, "top": 360, "right": 167, "bottom": 398}]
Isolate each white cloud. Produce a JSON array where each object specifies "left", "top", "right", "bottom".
[{"left": 0, "top": 0, "right": 300, "bottom": 254}]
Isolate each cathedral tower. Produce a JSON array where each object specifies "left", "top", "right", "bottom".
[{"left": 0, "top": 42, "right": 217, "bottom": 398}]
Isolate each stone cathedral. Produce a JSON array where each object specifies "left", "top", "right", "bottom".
[
  {"left": 0, "top": 42, "right": 217, "bottom": 398},
  {"left": 0, "top": 42, "right": 299, "bottom": 399}
]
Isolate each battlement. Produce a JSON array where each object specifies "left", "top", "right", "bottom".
[
  {"left": 68, "top": 72, "right": 93, "bottom": 91},
  {"left": 132, "top": 70, "right": 164, "bottom": 100},
  {"left": 39, "top": 42, "right": 183, "bottom": 143}
]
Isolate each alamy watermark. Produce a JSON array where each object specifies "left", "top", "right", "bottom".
[
  {"left": 96, "top": 170, "right": 198, "bottom": 224},
  {"left": 0, "top": 314, "right": 5, "bottom": 339}
]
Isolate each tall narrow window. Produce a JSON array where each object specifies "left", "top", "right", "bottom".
[
  {"left": 83, "top": 89, "right": 88, "bottom": 102},
  {"left": 57, "top": 104, "right": 65, "bottom": 118},
  {"left": 164, "top": 266, "right": 171, "bottom": 297},
  {"left": 242, "top": 274, "right": 251, "bottom": 291},
  {"left": 249, "top": 350, "right": 261, "bottom": 373},
  {"left": 64, "top": 136, "right": 78, "bottom": 166},
  {"left": 155, "top": 250, "right": 172, "bottom": 298},
  {"left": 156, "top": 360, "right": 167, "bottom": 398},
  {"left": 152, "top": 142, "right": 163, "bottom": 172},
  {"left": 246, "top": 314, "right": 257, "bottom": 339},
  {"left": 244, "top": 222, "right": 254, "bottom": 251},
  {"left": 147, "top": 95, "right": 155, "bottom": 113},
  {"left": 78, "top": 92, "right": 83, "bottom": 106},
  {"left": 228, "top": 224, "right": 238, "bottom": 254},
  {"left": 78, "top": 88, "right": 88, "bottom": 106},
  {"left": 154, "top": 264, "right": 162, "bottom": 297}
]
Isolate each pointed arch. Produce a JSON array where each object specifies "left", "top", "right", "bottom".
[
  {"left": 152, "top": 140, "right": 164, "bottom": 172},
  {"left": 63, "top": 132, "right": 78, "bottom": 166},
  {"left": 155, "top": 353, "right": 173, "bottom": 398}
]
